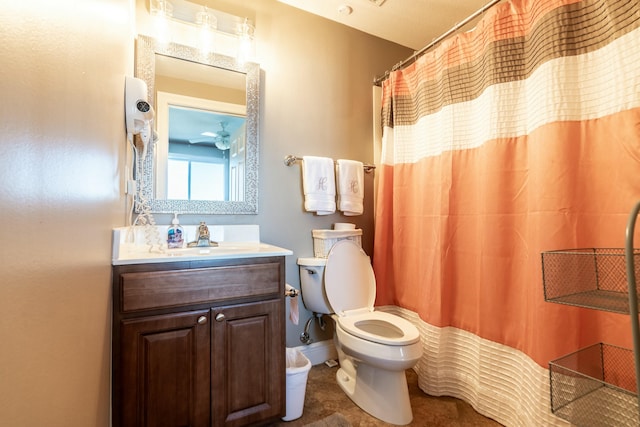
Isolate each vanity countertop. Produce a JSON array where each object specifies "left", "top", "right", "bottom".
[{"left": 112, "top": 225, "right": 292, "bottom": 265}]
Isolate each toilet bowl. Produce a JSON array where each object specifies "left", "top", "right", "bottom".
[{"left": 298, "top": 240, "right": 423, "bottom": 425}]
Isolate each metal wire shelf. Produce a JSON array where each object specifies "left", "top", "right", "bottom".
[
  {"left": 550, "top": 343, "right": 638, "bottom": 426},
  {"left": 542, "top": 248, "right": 640, "bottom": 314}
]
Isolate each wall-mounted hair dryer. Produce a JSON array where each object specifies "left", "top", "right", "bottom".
[
  {"left": 125, "top": 76, "right": 155, "bottom": 158},
  {"left": 124, "top": 76, "right": 162, "bottom": 248}
]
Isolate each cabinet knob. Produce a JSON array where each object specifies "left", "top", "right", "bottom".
[
  {"left": 197, "top": 316, "right": 207, "bottom": 325},
  {"left": 215, "top": 313, "right": 226, "bottom": 322}
]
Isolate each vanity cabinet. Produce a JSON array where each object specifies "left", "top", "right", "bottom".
[{"left": 112, "top": 257, "right": 286, "bottom": 427}]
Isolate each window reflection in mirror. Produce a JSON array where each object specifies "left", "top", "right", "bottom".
[
  {"left": 155, "top": 94, "right": 247, "bottom": 201},
  {"left": 166, "top": 107, "right": 246, "bottom": 201},
  {"left": 154, "top": 54, "right": 247, "bottom": 202}
]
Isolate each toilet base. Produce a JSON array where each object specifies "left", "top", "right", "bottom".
[{"left": 335, "top": 362, "right": 413, "bottom": 425}]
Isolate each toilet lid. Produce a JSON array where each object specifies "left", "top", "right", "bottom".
[{"left": 325, "top": 240, "right": 375, "bottom": 315}]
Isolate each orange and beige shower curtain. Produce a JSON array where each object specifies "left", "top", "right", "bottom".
[{"left": 375, "top": 0, "right": 640, "bottom": 424}]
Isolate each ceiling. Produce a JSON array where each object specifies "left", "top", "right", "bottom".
[{"left": 277, "top": 0, "right": 496, "bottom": 51}]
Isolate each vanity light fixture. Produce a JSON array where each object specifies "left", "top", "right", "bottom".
[{"left": 149, "top": 0, "right": 255, "bottom": 62}]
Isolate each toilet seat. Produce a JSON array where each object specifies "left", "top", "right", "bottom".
[
  {"left": 326, "top": 240, "right": 420, "bottom": 346},
  {"left": 336, "top": 311, "right": 420, "bottom": 346}
]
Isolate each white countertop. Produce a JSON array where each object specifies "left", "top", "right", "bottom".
[{"left": 112, "top": 225, "right": 292, "bottom": 265}]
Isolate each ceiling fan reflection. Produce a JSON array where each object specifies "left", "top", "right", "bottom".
[{"left": 188, "top": 121, "right": 231, "bottom": 150}]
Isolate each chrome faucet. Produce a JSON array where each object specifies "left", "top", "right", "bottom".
[{"left": 188, "top": 221, "right": 219, "bottom": 247}]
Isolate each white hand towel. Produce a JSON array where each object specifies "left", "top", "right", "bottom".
[
  {"left": 302, "top": 156, "right": 336, "bottom": 215},
  {"left": 336, "top": 159, "right": 364, "bottom": 216}
]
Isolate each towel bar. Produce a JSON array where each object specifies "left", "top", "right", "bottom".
[{"left": 284, "top": 155, "right": 376, "bottom": 173}]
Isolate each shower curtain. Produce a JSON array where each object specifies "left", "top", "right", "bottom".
[{"left": 374, "top": 0, "right": 640, "bottom": 425}]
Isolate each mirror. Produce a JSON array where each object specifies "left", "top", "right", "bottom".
[{"left": 135, "top": 35, "right": 259, "bottom": 214}]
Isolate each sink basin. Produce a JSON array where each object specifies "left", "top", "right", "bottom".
[{"left": 112, "top": 225, "right": 292, "bottom": 265}]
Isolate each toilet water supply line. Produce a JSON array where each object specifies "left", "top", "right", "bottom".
[{"left": 300, "top": 313, "right": 326, "bottom": 345}]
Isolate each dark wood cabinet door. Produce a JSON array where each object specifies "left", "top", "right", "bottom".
[
  {"left": 120, "top": 310, "right": 211, "bottom": 427},
  {"left": 211, "top": 300, "right": 285, "bottom": 427}
]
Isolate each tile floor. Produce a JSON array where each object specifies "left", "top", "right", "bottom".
[{"left": 270, "top": 364, "right": 503, "bottom": 426}]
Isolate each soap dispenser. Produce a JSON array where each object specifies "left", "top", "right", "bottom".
[{"left": 167, "top": 213, "right": 184, "bottom": 249}]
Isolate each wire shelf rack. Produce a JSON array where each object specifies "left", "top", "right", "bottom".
[
  {"left": 550, "top": 343, "right": 638, "bottom": 426},
  {"left": 542, "top": 248, "right": 640, "bottom": 314},
  {"left": 541, "top": 201, "right": 640, "bottom": 425}
]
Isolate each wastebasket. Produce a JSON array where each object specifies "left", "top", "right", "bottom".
[{"left": 282, "top": 347, "right": 312, "bottom": 421}]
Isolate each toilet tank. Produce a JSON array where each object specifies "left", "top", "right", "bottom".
[{"left": 297, "top": 257, "right": 333, "bottom": 314}]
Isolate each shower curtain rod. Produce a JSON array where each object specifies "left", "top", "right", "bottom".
[{"left": 373, "top": 0, "right": 503, "bottom": 86}]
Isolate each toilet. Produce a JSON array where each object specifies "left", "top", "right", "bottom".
[{"left": 297, "top": 240, "right": 423, "bottom": 425}]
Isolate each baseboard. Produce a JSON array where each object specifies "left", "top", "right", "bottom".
[{"left": 292, "top": 340, "right": 337, "bottom": 366}]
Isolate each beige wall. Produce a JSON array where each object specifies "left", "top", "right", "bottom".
[
  {"left": 0, "top": 1, "right": 132, "bottom": 426},
  {"left": 0, "top": 0, "right": 410, "bottom": 425}
]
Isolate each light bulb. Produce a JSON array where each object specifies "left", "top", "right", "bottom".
[
  {"left": 197, "top": 8, "right": 217, "bottom": 55},
  {"left": 152, "top": 0, "right": 173, "bottom": 45},
  {"left": 236, "top": 19, "right": 255, "bottom": 64}
]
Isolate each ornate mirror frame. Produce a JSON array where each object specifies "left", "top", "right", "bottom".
[{"left": 135, "top": 35, "right": 259, "bottom": 214}]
